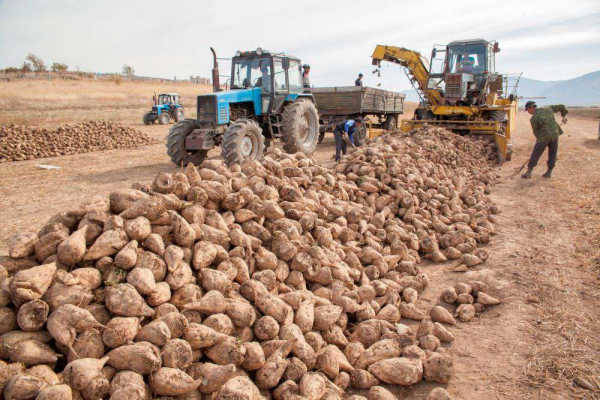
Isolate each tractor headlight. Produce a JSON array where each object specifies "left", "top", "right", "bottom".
[
  {"left": 256, "top": 47, "right": 263, "bottom": 55},
  {"left": 262, "top": 97, "right": 270, "bottom": 113},
  {"left": 235, "top": 51, "right": 242, "bottom": 57}
]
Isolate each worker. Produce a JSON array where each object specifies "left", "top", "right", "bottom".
[
  {"left": 260, "top": 65, "right": 271, "bottom": 92},
  {"left": 333, "top": 118, "right": 363, "bottom": 161},
  {"left": 302, "top": 64, "right": 311, "bottom": 91},
  {"left": 521, "top": 101, "right": 568, "bottom": 179},
  {"left": 458, "top": 54, "right": 474, "bottom": 73},
  {"left": 355, "top": 73, "right": 363, "bottom": 87}
]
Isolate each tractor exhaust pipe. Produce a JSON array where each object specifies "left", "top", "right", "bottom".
[{"left": 210, "top": 47, "right": 220, "bottom": 93}]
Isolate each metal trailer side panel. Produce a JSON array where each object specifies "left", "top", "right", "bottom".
[{"left": 312, "top": 86, "right": 404, "bottom": 116}]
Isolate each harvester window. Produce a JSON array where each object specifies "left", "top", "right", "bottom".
[{"left": 448, "top": 44, "right": 486, "bottom": 74}]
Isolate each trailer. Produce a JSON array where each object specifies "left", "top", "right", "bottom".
[{"left": 311, "top": 86, "right": 405, "bottom": 145}]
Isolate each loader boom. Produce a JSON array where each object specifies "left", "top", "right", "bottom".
[{"left": 371, "top": 45, "right": 442, "bottom": 106}]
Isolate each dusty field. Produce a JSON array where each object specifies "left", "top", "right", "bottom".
[
  {"left": 0, "top": 83, "right": 599, "bottom": 398},
  {"left": 0, "top": 79, "right": 212, "bottom": 126},
  {"left": 569, "top": 107, "right": 600, "bottom": 120}
]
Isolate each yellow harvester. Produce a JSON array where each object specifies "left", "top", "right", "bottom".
[{"left": 372, "top": 39, "right": 519, "bottom": 161}]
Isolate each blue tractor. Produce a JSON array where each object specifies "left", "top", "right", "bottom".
[
  {"left": 166, "top": 48, "right": 319, "bottom": 166},
  {"left": 144, "top": 93, "right": 185, "bottom": 125}
]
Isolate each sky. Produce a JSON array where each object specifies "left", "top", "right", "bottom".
[{"left": 1, "top": 0, "right": 599, "bottom": 93}]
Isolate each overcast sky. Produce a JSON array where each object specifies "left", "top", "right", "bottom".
[{"left": 1, "top": 0, "right": 599, "bottom": 92}]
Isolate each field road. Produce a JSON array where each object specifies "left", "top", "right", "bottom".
[{"left": 0, "top": 113, "right": 598, "bottom": 398}]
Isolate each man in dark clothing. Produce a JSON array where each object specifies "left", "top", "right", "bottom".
[
  {"left": 333, "top": 118, "right": 363, "bottom": 161},
  {"left": 522, "top": 101, "right": 568, "bottom": 179},
  {"left": 355, "top": 73, "right": 363, "bottom": 87}
]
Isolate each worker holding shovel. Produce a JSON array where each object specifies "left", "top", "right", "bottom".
[
  {"left": 333, "top": 118, "right": 363, "bottom": 161},
  {"left": 521, "top": 101, "right": 569, "bottom": 179}
]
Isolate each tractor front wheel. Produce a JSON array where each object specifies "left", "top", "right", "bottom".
[
  {"left": 159, "top": 113, "right": 170, "bottom": 125},
  {"left": 166, "top": 120, "right": 208, "bottom": 166},
  {"left": 221, "top": 119, "right": 265, "bottom": 166},
  {"left": 143, "top": 113, "right": 154, "bottom": 125},
  {"left": 282, "top": 99, "right": 319, "bottom": 155},
  {"left": 174, "top": 108, "right": 185, "bottom": 123}
]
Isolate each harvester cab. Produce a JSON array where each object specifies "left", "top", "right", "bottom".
[
  {"left": 429, "top": 39, "right": 503, "bottom": 107},
  {"left": 143, "top": 93, "right": 185, "bottom": 125},
  {"left": 372, "top": 39, "right": 520, "bottom": 161},
  {"left": 166, "top": 47, "right": 319, "bottom": 166}
]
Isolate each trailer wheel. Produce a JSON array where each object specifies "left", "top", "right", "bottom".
[
  {"left": 354, "top": 124, "right": 367, "bottom": 146},
  {"left": 174, "top": 108, "right": 185, "bottom": 123},
  {"left": 282, "top": 99, "right": 319, "bottom": 155},
  {"left": 159, "top": 113, "right": 170, "bottom": 125},
  {"left": 221, "top": 119, "right": 265, "bottom": 166},
  {"left": 383, "top": 115, "right": 398, "bottom": 131},
  {"left": 318, "top": 132, "right": 325, "bottom": 144},
  {"left": 143, "top": 113, "right": 154, "bottom": 125},
  {"left": 166, "top": 120, "right": 208, "bottom": 166}
]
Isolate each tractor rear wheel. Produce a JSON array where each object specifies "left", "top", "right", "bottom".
[
  {"left": 282, "top": 99, "right": 319, "bottom": 155},
  {"left": 174, "top": 108, "right": 185, "bottom": 123},
  {"left": 166, "top": 120, "right": 208, "bottom": 166},
  {"left": 383, "top": 115, "right": 398, "bottom": 131},
  {"left": 354, "top": 124, "right": 367, "bottom": 146},
  {"left": 221, "top": 119, "right": 265, "bottom": 166},
  {"left": 159, "top": 113, "right": 170, "bottom": 125},
  {"left": 143, "top": 113, "right": 154, "bottom": 125}
]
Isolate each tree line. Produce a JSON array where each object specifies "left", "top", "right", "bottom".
[{"left": 1, "top": 53, "right": 135, "bottom": 76}]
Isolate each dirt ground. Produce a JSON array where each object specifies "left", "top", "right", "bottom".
[{"left": 0, "top": 107, "right": 598, "bottom": 398}]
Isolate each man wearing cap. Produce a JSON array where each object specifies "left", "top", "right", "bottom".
[
  {"left": 302, "top": 65, "right": 311, "bottom": 90},
  {"left": 355, "top": 73, "right": 363, "bottom": 87},
  {"left": 522, "top": 101, "right": 568, "bottom": 179},
  {"left": 333, "top": 118, "right": 363, "bottom": 161}
]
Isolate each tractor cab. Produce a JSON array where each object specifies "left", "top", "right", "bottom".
[
  {"left": 156, "top": 93, "right": 180, "bottom": 106},
  {"left": 428, "top": 39, "right": 502, "bottom": 106},
  {"left": 229, "top": 48, "right": 304, "bottom": 116}
]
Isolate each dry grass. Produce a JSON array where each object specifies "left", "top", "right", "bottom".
[
  {"left": 0, "top": 79, "right": 212, "bottom": 126},
  {"left": 569, "top": 107, "right": 600, "bottom": 120},
  {"left": 518, "top": 189, "right": 600, "bottom": 397}
]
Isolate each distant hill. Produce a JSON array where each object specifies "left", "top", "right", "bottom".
[
  {"left": 532, "top": 70, "right": 600, "bottom": 106},
  {"left": 399, "top": 70, "right": 600, "bottom": 106}
]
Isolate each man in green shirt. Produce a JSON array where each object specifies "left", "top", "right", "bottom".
[{"left": 522, "top": 101, "right": 568, "bottom": 179}]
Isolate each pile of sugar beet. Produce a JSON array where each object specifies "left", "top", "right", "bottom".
[
  {"left": 0, "top": 121, "right": 158, "bottom": 163},
  {"left": 0, "top": 127, "right": 502, "bottom": 400}
]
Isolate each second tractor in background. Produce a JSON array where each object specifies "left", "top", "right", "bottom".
[{"left": 144, "top": 93, "right": 185, "bottom": 125}]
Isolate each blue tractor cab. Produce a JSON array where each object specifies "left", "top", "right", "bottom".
[
  {"left": 166, "top": 47, "right": 319, "bottom": 166},
  {"left": 144, "top": 93, "right": 185, "bottom": 125}
]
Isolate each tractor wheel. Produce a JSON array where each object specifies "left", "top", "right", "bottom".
[
  {"left": 174, "top": 108, "right": 185, "bottom": 123},
  {"left": 143, "top": 112, "right": 154, "bottom": 125},
  {"left": 166, "top": 120, "right": 208, "bottom": 166},
  {"left": 221, "top": 119, "right": 265, "bottom": 166},
  {"left": 282, "top": 99, "right": 319, "bottom": 155},
  {"left": 489, "top": 110, "right": 507, "bottom": 122},
  {"left": 354, "top": 124, "right": 367, "bottom": 147},
  {"left": 383, "top": 115, "right": 398, "bottom": 131},
  {"left": 414, "top": 109, "right": 435, "bottom": 120},
  {"left": 159, "top": 113, "right": 170, "bottom": 125}
]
